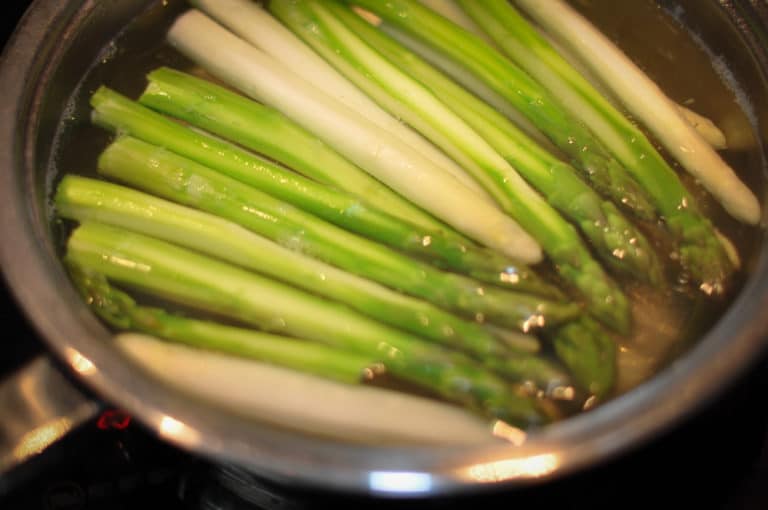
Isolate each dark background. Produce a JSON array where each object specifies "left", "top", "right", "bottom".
[
  {"left": 2, "top": 1, "right": 41, "bottom": 377},
  {"left": 1, "top": 1, "right": 767, "bottom": 509}
]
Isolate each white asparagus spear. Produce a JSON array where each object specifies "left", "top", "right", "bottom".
[
  {"left": 514, "top": 0, "right": 760, "bottom": 225},
  {"left": 116, "top": 333, "right": 496, "bottom": 444}
]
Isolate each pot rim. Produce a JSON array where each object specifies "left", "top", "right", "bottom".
[{"left": 1, "top": 0, "right": 767, "bottom": 497}]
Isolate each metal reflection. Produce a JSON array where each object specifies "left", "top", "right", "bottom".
[
  {"left": 157, "top": 415, "right": 201, "bottom": 447},
  {"left": 66, "top": 347, "right": 96, "bottom": 376},
  {"left": 462, "top": 453, "right": 560, "bottom": 482},
  {"left": 368, "top": 471, "right": 433, "bottom": 493},
  {"left": 12, "top": 418, "right": 73, "bottom": 461},
  {"left": 0, "top": 358, "right": 98, "bottom": 474}
]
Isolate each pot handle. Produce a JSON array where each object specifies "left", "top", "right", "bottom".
[{"left": 0, "top": 356, "right": 100, "bottom": 493}]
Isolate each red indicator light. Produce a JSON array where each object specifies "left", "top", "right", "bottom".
[{"left": 97, "top": 409, "right": 132, "bottom": 430}]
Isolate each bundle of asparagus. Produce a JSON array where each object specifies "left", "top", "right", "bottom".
[{"left": 54, "top": 0, "right": 759, "bottom": 431}]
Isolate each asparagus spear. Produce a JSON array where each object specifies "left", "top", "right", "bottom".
[
  {"left": 56, "top": 174, "right": 534, "bottom": 358},
  {"left": 371, "top": 15, "right": 560, "bottom": 154},
  {"left": 344, "top": 0, "right": 655, "bottom": 221},
  {"left": 188, "top": 0, "right": 491, "bottom": 199},
  {"left": 272, "top": 0, "right": 641, "bottom": 332},
  {"left": 70, "top": 265, "right": 374, "bottom": 384},
  {"left": 165, "top": 10, "right": 542, "bottom": 263},
  {"left": 511, "top": 0, "right": 760, "bottom": 225},
  {"left": 65, "top": 221, "right": 546, "bottom": 424},
  {"left": 548, "top": 317, "right": 616, "bottom": 399},
  {"left": 488, "top": 354, "right": 571, "bottom": 396},
  {"left": 418, "top": 0, "right": 492, "bottom": 44},
  {"left": 94, "top": 85, "right": 554, "bottom": 295},
  {"left": 458, "top": 0, "right": 736, "bottom": 294},
  {"left": 96, "top": 136, "right": 580, "bottom": 331}
]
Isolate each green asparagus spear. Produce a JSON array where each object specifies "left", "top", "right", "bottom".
[
  {"left": 65, "top": 221, "right": 545, "bottom": 424},
  {"left": 345, "top": 0, "right": 655, "bottom": 220},
  {"left": 56, "top": 174, "right": 528, "bottom": 358},
  {"left": 458, "top": 0, "right": 734, "bottom": 293},
  {"left": 318, "top": 1, "right": 661, "bottom": 286},
  {"left": 96, "top": 136, "right": 580, "bottom": 331},
  {"left": 549, "top": 317, "right": 616, "bottom": 399},
  {"left": 69, "top": 265, "right": 375, "bottom": 384},
  {"left": 487, "top": 355, "right": 571, "bottom": 395},
  {"left": 91, "top": 85, "right": 557, "bottom": 297}
]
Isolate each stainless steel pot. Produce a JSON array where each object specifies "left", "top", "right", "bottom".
[{"left": 1, "top": 0, "right": 767, "bottom": 498}]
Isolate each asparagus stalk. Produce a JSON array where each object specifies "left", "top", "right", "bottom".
[
  {"left": 271, "top": 0, "right": 634, "bottom": 331},
  {"left": 188, "top": 0, "right": 490, "bottom": 199},
  {"left": 344, "top": 0, "right": 656, "bottom": 221},
  {"left": 417, "top": 0, "right": 492, "bottom": 44},
  {"left": 486, "top": 326, "right": 541, "bottom": 355},
  {"left": 96, "top": 136, "right": 580, "bottom": 331},
  {"left": 488, "top": 355, "right": 571, "bottom": 396},
  {"left": 165, "top": 9, "right": 542, "bottom": 262},
  {"left": 116, "top": 333, "right": 495, "bottom": 444},
  {"left": 458, "top": 0, "right": 736, "bottom": 293},
  {"left": 56, "top": 174, "right": 536, "bottom": 359},
  {"left": 93, "top": 86, "right": 556, "bottom": 296},
  {"left": 70, "top": 265, "right": 374, "bottom": 384},
  {"left": 512, "top": 0, "right": 760, "bottom": 225},
  {"left": 65, "top": 221, "right": 546, "bottom": 424},
  {"left": 548, "top": 317, "right": 616, "bottom": 399},
  {"left": 369, "top": 14, "right": 560, "bottom": 154}
]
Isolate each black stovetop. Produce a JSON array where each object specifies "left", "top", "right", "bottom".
[{"left": 1, "top": 2, "right": 767, "bottom": 509}]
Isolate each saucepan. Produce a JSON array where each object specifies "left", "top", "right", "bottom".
[{"left": 1, "top": 0, "right": 767, "bottom": 498}]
